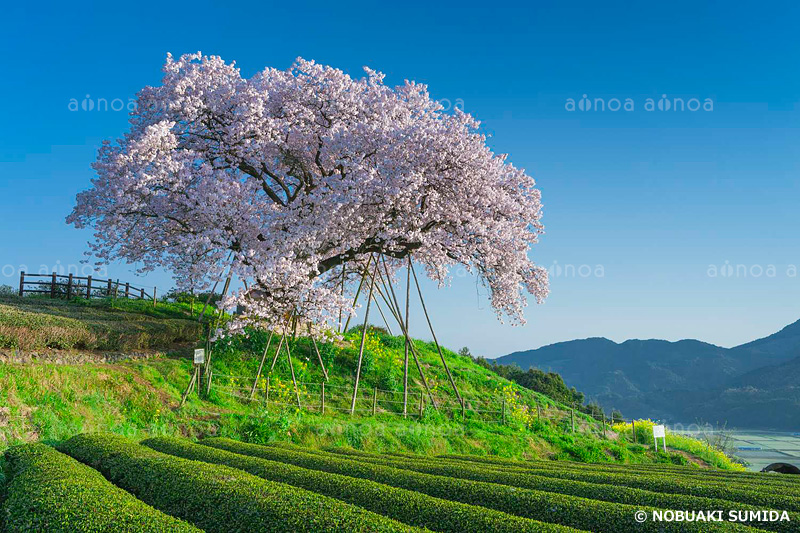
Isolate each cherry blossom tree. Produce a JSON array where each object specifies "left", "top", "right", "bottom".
[{"left": 68, "top": 53, "right": 548, "bottom": 328}]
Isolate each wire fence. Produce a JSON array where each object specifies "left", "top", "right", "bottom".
[{"left": 206, "top": 371, "right": 630, "bottom": 437}]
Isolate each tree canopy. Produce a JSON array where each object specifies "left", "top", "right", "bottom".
[{"left": 69, "top": 53, "right": 548, "bottom": 328}]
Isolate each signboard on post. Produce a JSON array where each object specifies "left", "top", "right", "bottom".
[
  {"left": 652, "top": 424, "right": 666, "bottom": 452},
  {"left": 194, "top": 348, "right": 205, "bottom": 365}
]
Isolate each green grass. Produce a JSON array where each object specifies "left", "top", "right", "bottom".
[
  {"left": 0, "top": 297, "right": 743, "bottom": 470},
  {"left": 0, "top": 295, "right": 204, "bottom": 351}
]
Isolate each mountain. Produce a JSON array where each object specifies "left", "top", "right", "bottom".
[{"left": 496, "top": 319, "right": 800, "bottom": 429}]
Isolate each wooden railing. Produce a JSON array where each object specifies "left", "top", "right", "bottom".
[{"left": 17, "top": 271, "right": 157, "bottom": 306}]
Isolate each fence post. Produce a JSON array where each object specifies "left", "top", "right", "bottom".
[
  {"left": 86, "top": 275, "right": 92, "bottom": 299},
  {"left": 372, "top": 387, "right": 378, "bottom": 416},
  {"left": 114, "top": 280, "right": 120, "bottom": 299},
  {"left": 107, "top": 278, "right": 112, "bottom": 297},
  {"left": 140, "top": 288, "right": 145, "bottom": 299},
  {"left": 632, "top": 420, "right": 636, "bottom": 443},
  {"left": 153, "top": 287, "right": 157, "bottom": 307},
  {"left": 51, "top": 272, "right": 57, "bottom": 298},
  {"left": 501, "top": 395, "right": 506, "bottom": 425},
  {"left": 602, "top": 413, "right": 606, "bottom": 437},
  {"left": 571, "top": 404, "right": 575, "bottom": 433},
  {"left": 321, "top": 382, "right": 325, "bottom": 414},
  {"left": 18, "top": 271, "right": 24, "bottom": 296},
  {"left": 125, "top": 282, "right": 130, "bottom": 299},
  {"left": 66, "top": 274, "right": 73, "bottom": 299}
]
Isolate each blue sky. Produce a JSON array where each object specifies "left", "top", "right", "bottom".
[{"left": 1, "top": 1, "right": 799, "bottom": 357}]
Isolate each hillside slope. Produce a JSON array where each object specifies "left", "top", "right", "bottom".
[{"left": 0, "top": 296, "right": 737, "bottom": 468}]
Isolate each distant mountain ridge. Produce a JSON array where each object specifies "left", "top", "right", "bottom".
[{"left": 496, "top": 320, "right": 800, "bottom": 430}]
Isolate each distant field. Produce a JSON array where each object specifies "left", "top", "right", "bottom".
[
  {"left": 728, "top": 431, "right": 800, "bottom": 472},
  {"left": 0, "top": 295, "right": 204, "bottom": 351},
  {"left": 3, "top": 433, "right": 799, "bottom": 532}
]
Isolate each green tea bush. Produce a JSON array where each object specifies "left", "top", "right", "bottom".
[
  {"left": 58, "top": 433, "right": 418, "bottom": 533},
  {"left": 144, "top": 436, "right": 573, "bottom": 533},
  {"left": 2, "top": 443, "right": 199, "bottom": 532},
  {"left": 201, "top": 438, "right": 754, "bottom": 533},
  {"left": 315, "top": 447, "right": 800, "bottom": 530}
]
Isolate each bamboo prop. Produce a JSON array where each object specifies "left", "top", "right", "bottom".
[
  {"left": 249, "top": 329, "right": 275, "bottom": 400},
  {"left": 197, "top": 252, "right": 233, "bottom": 323},
  {"left": 338, "top": 265, "right": 346, "bottom": 333},
  {"left": 372, "top": 294, "right": 394, "bottom": 334},
  {"left": 179, "top": 365, "right": 200, "bottom": 408},
  {"left": 308, "top": 324, "right": 329, "bottom": 381},
  {"left": 269, "top": 330, "right": 287, "bottom": 372},
  {"left": 268, "top": 316, "right": 293, "bottom": 372},
  {"left": 285, "top": 336, "right": 302, "bottom": 409},
  {"left": 204, "top": 272, "right": 232, "bottom": 396},
  {"left": 377, "top": 257, "right": 437, "bottom": 409},
  {"left": 403, "top": 256, "right": 411, "bottom": 417},
  {"left": 342, "top": 254, "right": 374, "bottom": 333},
  {"left": 410, "top": 261, "right": 464, "bottom": 410},
  {"left": 349, "top": 260, "right": 379, "bottom": 415}
]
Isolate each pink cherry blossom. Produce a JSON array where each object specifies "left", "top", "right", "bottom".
[{"left": 68, "top": 53, "right": 548, "bottom": 329}]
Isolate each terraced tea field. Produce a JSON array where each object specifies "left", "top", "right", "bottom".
[{"left": 3, "top": 433, "right": 799, "bottom": 532}]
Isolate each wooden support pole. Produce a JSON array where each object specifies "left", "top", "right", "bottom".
[
  {"left": 350, "top": 259, "right": 379, "bottom": 416},
  {"left": 409, "top": 261, "right": 463, "bottom": 410},
  {"left": 338, "top": 265, "right": 346, "bottom": 333},
  {"left": 372, "top": 387, "right": 378, "bottom": 416},
  {"left": 403, "top": 257, "right": 410, "bottom": 417},
  {"left": 203, "top": 272, "right": 233, "bottom": 387},
  {"left": 249, "top": 329, "right": 275, "bottom": 400},
  {"left": 321, "top": 382, "right": 325, "bottom": 414},
  {"left": 285, "top": 338, "right": 302, "bottom": 409},
  {"left": 124, "top": 282, "right": 130, "bottom": 299},
  {"left": 114, "top": 280, "right": 120, "bottom": 299},
  {"left": 376, "top": 259, "right": 437, "bottom": 410},
  {"left": 67, "top": 273, "right": 73, "bottom": 299},
  {"left": 153, "top": 286, "right": 157, "bottom": 307},
  {"left": 140, "top": 287, "right": 145, "bottom": 299},
  {"left": 269, "top": 330, "right": 287, "bottom": 372},
  {"left": 86, "top": 275, "right": 92, "bottom": 299},
  {"left": 106, "top": 278, "right": 112, "bottom": 297},
  {"left": 308, "top": 325, "right": 329, "bottom": 381},
  {"left": 18, "top": 271, "right": 24, "bottom": 297},
  {"left": 51, "top": 272, "right": 57, "bottom": 298},
  {"left": 179, "top": 365, "right": 199, "bottom": 408},
  {"left": 419, "top": 393, "right": 424, "bottom": 418},
  {"left": 343, "top": 255, "right": 374, "bottom": 333}
]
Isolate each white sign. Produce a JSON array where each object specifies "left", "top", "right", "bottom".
[
  {"left": 193, "top": 348, "right": 205, "bottom": 364},
  {"left": 652, "top": 424, "right": 667, "bottom": 452}
]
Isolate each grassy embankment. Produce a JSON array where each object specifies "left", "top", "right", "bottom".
[{"left": 0, "top": 294, "right": 740, "bottom": 468}]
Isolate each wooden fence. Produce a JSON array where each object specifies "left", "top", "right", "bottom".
[{"left": 17, "top": 271, "right": 158, "bottom": 305}]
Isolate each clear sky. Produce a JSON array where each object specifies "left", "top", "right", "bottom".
[{"left": 1, "top": 1, "right": 799, "bottom": 357}]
